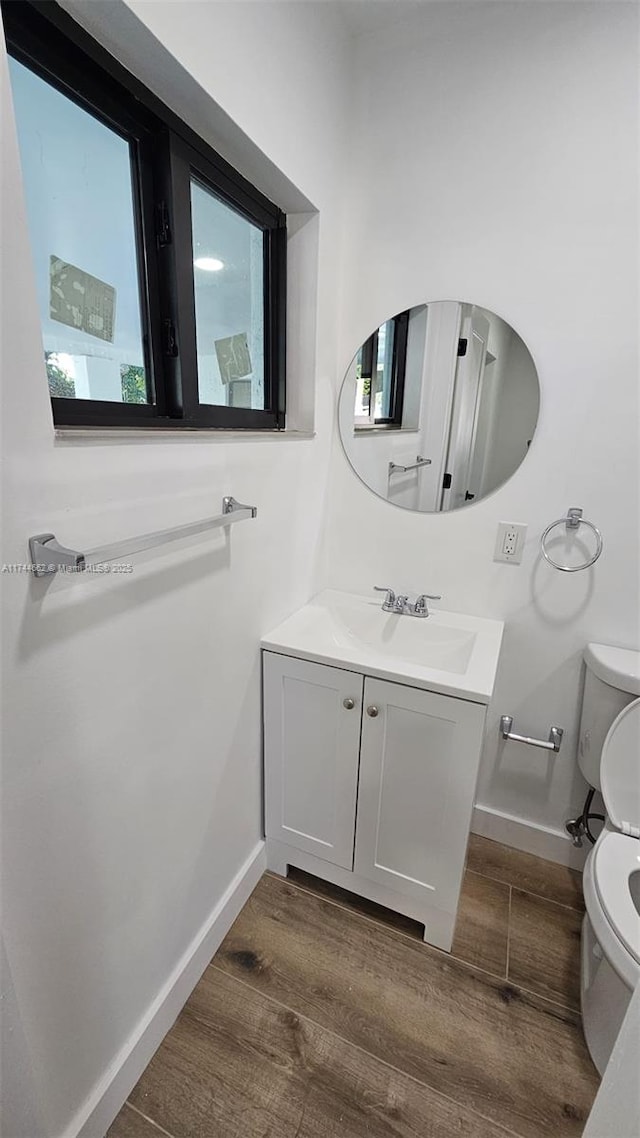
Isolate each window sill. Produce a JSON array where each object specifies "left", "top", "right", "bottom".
[
  {"left": 353, "top": 426, "right": 420, "bottom": 436},
  {"left": 54, "top": 427, "right": 316, "bottom": 444}
]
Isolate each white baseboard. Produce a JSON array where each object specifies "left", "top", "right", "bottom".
[
  {"left": 472, "top": 805, "right": 588, "bottom": 870},
  {"left": 65, "top": 840, "right": 266, "bottom": 1138}
]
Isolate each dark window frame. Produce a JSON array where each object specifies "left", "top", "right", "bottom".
[
  {"left": 356, "top": 310, "right": 410, "bottom": 428},
  {"left": 2, "top": 0, "right": 287, "bottom": 430}
]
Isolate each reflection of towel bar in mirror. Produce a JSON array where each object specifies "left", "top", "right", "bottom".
[
  {"left": 28, "top": 496, "right": 257, "bottom": 578},
  {"left": 388, "top": 455, "right": 432, "bottom": 476}
]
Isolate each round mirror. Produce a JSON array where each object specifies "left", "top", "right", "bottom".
[{"left": 338, "top": 301, "right": 540, "bottom": 512}]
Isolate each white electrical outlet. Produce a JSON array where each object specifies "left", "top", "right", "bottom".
[{"left": 494, "top": 521, "right": 527, "bottom": 564}]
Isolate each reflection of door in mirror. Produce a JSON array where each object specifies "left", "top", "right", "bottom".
[
  {"left": 415, "top": 302, "right": 539, "bottom": 511},
  {"left": 441, "top": 306, "right": 490, "bottom": 511},
  {"left": 468, "top": 320, "right": 539, "bottom": 501}
]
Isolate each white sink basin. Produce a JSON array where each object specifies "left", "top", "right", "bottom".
[{"left": 262, "top": 589, "right": 504, "bottom": 703}]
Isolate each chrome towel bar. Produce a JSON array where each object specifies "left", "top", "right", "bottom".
[
  {"left": 500, "top": 715, "right": 563, "bottom": 753},
  {"left": 388, "top": 455, "right": 432, "bottom": 476},
  {"left": 28, "top": 496, "right": 257, "bottom": 578}
]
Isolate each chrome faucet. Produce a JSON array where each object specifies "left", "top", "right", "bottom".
[{"left": 374, "top": 586, "right": 441, "bottom": 618}]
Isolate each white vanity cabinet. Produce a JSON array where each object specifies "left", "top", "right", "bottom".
[
  {"left": 263, "top": 650, "right": 487, "bottom": 951},
  {"left": 263, "top": 653, "right": 363, "bottom": 869}
]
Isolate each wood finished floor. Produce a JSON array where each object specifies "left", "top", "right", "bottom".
[{"left": 108, "top": 836, "right": 599, "bottom": 1138}]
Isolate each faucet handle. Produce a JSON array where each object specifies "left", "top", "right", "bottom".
[
  {"left": 374, "top": 585, "right": 396, "bottom": 609},
  {"left": 414, "top": 592, "right": 442, "bottom": 616}
]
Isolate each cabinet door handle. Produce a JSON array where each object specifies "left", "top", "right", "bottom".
[
  {"left": 366, "top": 705, "right": 379, "bottom": 718},
  {"left": 343, "top": 697, "right": 355, "bottom": 710}
]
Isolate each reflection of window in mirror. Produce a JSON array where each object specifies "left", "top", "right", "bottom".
[{"left": 354, "top": 310, "right": 409, "bottom": 428}]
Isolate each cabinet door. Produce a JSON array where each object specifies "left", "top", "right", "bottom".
[
  {"left": 354, "top": 677, "right": 486, "bottom": 910},
  {"left": 263, "top": 652, "right": 364, "bottom": 869}
]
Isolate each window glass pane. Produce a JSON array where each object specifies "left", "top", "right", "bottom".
[
  {"left": 354, "top": 345, "right": 371, "bottom": 417},
  {"left": 190, "top": 179, "right": 265, "bottom": 410},
  {"left": 374, "top": 320, "right": 395, "bottom": 419},
  {"left": 8, "top": 58, "right": 149, "bottom": 403}
]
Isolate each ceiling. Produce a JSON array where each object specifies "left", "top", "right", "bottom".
[{"left": 337, "top": 0, "right": 440, "bottom": 38}]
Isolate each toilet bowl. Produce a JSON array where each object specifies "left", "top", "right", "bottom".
[{"left": 581, "top": 698, "right": 640, "bottom": 1076}]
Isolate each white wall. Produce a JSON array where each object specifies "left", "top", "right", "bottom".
[
  {"left": 481, "top": 329, "right": 539, "bottom": 497},
  {"left": 324, "top": 1, "right": 639, "bottom": 858},
  {"left": 469, "top": 314, "right": 515, "bottom": 498},
  {"left": 3, "top": 3, "right": 639, "bottom": 1135},
  {"left": 0, "top": 3, "right": 350, "bottom": 1135}
]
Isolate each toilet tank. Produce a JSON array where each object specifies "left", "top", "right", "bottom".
[{"left": 578, "top": 644, "right": 640, "bottom": 789}]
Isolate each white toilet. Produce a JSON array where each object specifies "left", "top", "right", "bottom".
[
  {"left": 566, "top": 644, "right": 640, "bottom": 847},
  {"left": 581, "top": 695, "right": 640, "bottom": 1075}
]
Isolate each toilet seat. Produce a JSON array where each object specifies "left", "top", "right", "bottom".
[
  {"left": 599, "top": 697, "right": 640, "bottom": 838},
  {"left": 581, "top": 686, "right": 640, "bottom": 1077},
  {"left": 592, "top": 698, "right": 640, "bottom": 965},
  {"left": 593, "top": 833, "right": 640, "bottom": 965}
]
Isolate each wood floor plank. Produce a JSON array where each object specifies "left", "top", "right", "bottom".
[
  {"left": 128, "top": 966, "right": 511, "bottom": 1138},
  {"left": 284, "top": 867, "right": 510, "bottom": 980},
  {"left": 216, "top": 873, "right": 599, "bottom": 1138},
  {"left": 508, "top": 888, "right": 583, "bottom": 1010},
  {"left": 452, "top": 870, "right": 510, "bottom": 978},
  {"left": 107, "top": 1103, "right": 175, "bottom": 1138},
  {"left": 282, "top": 867, "right": 424, "bottom": 939},
  {"left": 283, "top": 860, "right": 507, "bottom": 978},
  {"left": 129, "top": 979, "right": 304, "bottom": 1138},
  {"left": 467, "top": 835, "right": 584, "bottom": 910}
]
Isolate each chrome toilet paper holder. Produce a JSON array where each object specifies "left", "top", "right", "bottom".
[{"left": 500, "top": 715, "right": 563, "bottom": 753}]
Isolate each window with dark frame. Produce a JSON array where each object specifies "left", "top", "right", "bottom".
[
  {"left": 354, "top": 310, "right": 409, "bottom": 428},
  {"left": 2, "top": 0, "right": 287, "bottom": 430}
]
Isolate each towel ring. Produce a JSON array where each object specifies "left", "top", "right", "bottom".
[{"left": 541, "top": 507, "right": 603, "bottom": 572}]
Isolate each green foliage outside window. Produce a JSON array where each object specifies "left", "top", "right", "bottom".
[
  {"left": 355, "top": 360, "right": 371, "bottom": 399},
  {"left": 45, "top": 352, "right": 75, "bottom": 398},
  {"left": 120, "top": 364, "right": 147, "bottom": 404}
]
